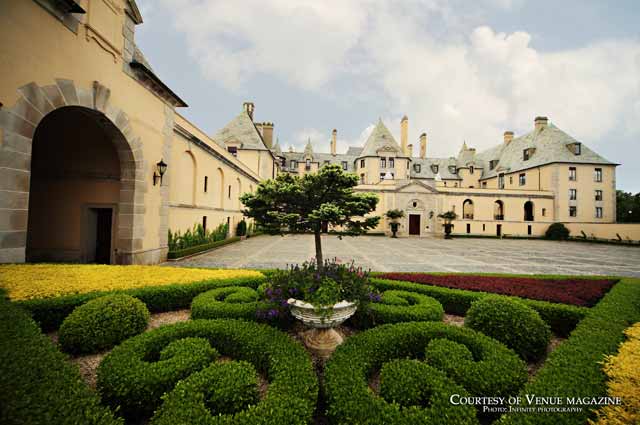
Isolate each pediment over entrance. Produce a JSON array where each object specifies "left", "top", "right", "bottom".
[{"left": 396, "top": 180, "right": 438, "bottom": 194}]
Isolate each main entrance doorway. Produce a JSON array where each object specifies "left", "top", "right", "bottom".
[
  {"left": 85, "top": 207, "right": 114, "bottom": 264},
  {"left": 409, "top": 214, "right": 421, "bottom": 235}
]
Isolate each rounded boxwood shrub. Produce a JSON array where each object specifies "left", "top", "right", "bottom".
[
  {"left": 97, "top": 319, "right": 318, "bottom": 422},
  {"left": 368, "top": 290, "right": 444, "bottom": 325},
  {"left": 58, "top": 294, "right": 150, "bottom": 354},
  {"left": 465, "top": 295, "right": 551, "bottom": 361},
  {"left": 191, "top": 286, "right": 266, "bottom": 321},
  {"left": 545, "top": 223, "right": 570, "bottom": 240},
  {"left": 324, "top": 322, "right": 527, "bottom": 424}
]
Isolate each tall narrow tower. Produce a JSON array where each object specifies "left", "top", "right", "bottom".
[
  {"left": 331, "top": 129, "right": 337, "bottom": 156},
  {"left": 400, "top": 116, "right": 408, "bottom": 156}
]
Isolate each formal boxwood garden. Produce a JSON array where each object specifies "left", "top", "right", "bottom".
[{"left": 1, "top": 265, "right": 639, "bottom": 424}]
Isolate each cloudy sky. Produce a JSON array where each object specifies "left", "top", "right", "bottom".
[{"left": 135, "top": 0, "right": 640, "bottom": 192}]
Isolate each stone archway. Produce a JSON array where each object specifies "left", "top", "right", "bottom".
[{"left": 0, "top": 79, "right": 147, "bottom": 264}]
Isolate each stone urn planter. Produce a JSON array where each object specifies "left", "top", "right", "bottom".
[{"left": 288, "top": 298, "right": 357, "bottom": 359}]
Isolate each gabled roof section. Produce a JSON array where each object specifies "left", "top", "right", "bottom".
[
  {"left": 212, "top": 110, "right": 269, "bottom": 151},
  {"left": 477, "top": 123, "right": 616, "bottom": 179},
  {"left": 359, "top": 119, "right": 406, "bottom": 157}
]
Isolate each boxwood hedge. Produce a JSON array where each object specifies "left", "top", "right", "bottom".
[
  {"left": 500, "top": 277, "right": 640, "bottom": 425},
  {"left": 191, "top": 286, "right": 266, "bottom": 321},
  {"left": 97, "top": 319, "right": 318, "bottom": 423},
  {"left": 325, "top": 322, "right": 527, "bottom": 424},
  {"left": 59, "top": 294, "right": 150, "bottom": 354},
  {"left": 0, "top": 292, "right": 122, "bottom": 425},
  {"left": 359, "top": 290, "right": 444, "bottom": 326},
  {"left": 17, "top": 274, "right": 265, "bottom": 332},
  {"left": 167, "top": 237, "right": 241, "bottom": 260},
  {"left": 371, "top": 278, "right": 586, "bottom": 336}
]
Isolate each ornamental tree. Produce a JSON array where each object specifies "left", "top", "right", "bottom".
[{"left": 240, "top": 164, "right": 380, "bottom": 271}]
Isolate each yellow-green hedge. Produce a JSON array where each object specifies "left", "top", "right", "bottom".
[{"left": 0, "top": 264, "right": 261, "bottom": 300}]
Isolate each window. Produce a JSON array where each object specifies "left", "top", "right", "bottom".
[
  {"left": 202, "top": 216, "right": 207, "bottom": 232},
  {"left": 380, "top": 173, "right": 385, "bottom": 181},
  {"left": 380, "top": 158, "right": 386, "bottom": 168},
  {"left": 380, "top": 172, "right": 394, "bottom": 180},
  {"left": 360, "top": 173, "right": 365, "bottom": 184},
  {"left": 523, "top": 149, "right": 530, "bottom": 161},
  {"left": 360, "top": 159, "right": 365, "bottom": 168},
  {"left": 449, "top": 166, "right": 456, "bottom": 174},
  {"left": 227, "top": 146, "right": 238, "bottom": 156},
  {"left": 594, "top": 168, "right": 603, "bottom": 182},
  {"left": 228, "top": 185, "right": 232, "bottom": 199},
  {"left": 569, "top": 167, "right": 577, "bottom": 181},
  {"left": 509, "top": 176, "right": 513, "bottom": 185},
  {"left": 519, "top": 173, "right": 526, "bottom": 186},
  {"left": 489, "top": 160, "right": 498, "bottom": 170},
  {"left": 204, "top": 176, "right": 208, "bottom": 192},
  {"left": 431, "top": 165, "right": 439, "bottom": 174},
  {"left": 498, "top": 174, "right": 505, "bottom": 189},
  {"left": 341, "top": 161, "right": 348, "bottom": 170},
  {"left": 469, "top": 166, "right": 474, "bottom": 174},
  {"left": 280, "top": 158, "right": 286, "bottom": 167},
  {"left": 574, "top": 143, "right": 582, "bottom": 155},
  {"left": 569, "top": 206, "right": 577, "bottom": 217},
  {"left": 542, "top": 208, "right": 546, "bottom": 217},
  {"left": 569, "top": 189, "right": 577, "bottom": 200},
  {"left": 389, "top": 158, "right": 395, "bottom": 168},
  {"left": 305, "top": 159, "right": 311, "bottom": 171},
  {"left": 482, "top": 182, "right": 487, "bottom": 188},
  {"left": 595, "top": 190, "right": 603, "bottom": 201},
  {"left": 596, "top": 207, "right": 603, "bottom": 218},
  {"left": 414, "top": 164, "right": 422, "bottom": 173},
  {"left": 290, "top": 160, "right": 297, "bottom": 169}
]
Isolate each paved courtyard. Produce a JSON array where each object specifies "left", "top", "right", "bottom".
[{"left": 169, "top": 234, "right": 640, "bottom": 277}]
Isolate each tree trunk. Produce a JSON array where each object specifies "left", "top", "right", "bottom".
[{"left": 314, "top": 230, "right": 323, "bottom": 272}]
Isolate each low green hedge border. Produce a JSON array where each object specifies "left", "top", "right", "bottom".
[
  {"left": 97, "top": 319, "right": 318, "bottom": 423},
  {"left": 325, "top": 322, "right": 527, "bottom": 425},
  {"left": 191, "top": 286, "right": 266, "bottom": 321},
  {"left": 16, "top": 274, "right": 266, "bottom": 332},
  {"left": 500, "top": 277, "right": 640, "bottom": 425},
  {"left": 167, "top": 237, "right": 240, "bottom": 259},
  {"left": 0, "top": 292, "right": 122, "bottom": 425},
  {"left": 59, "top": 294, "right": 150, "bottom": 355},
  {"left": 370, "top": 278, "right": 586, "bottom": 336},
  {"left": 359, "top": 290, "right": 444, "bottom": 326}
]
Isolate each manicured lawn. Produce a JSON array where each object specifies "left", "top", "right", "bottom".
[{"left": 377, "top": 272, "right": 617, "bottom": 306}]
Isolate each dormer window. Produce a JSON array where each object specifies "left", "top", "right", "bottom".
[
  {"left": 567, "top": 142, "right": 582, "bottom": 155},
  {"left": 227, "top": 146, "right": 238, "bottom": 157},
  {"left": 280, "top": 158, "right": 286, "bottom": 167},
  {"left": 523, "top": 148, "right": 536, "bottom": 161},
  {"left": 305, "top": 159, "right": 311, "bottom": 170},
  {"left": 469, "top": 166, "right": 474, "bottom": 174},
  {"left": 341, "top": 161, "right": 348, "bottom": 170},
  {"left": 449, "top": 166, "right": 456, "bottom": 174},
  {"left": 380, "top": 158, "right": 386, "bottom": 168},
  {"left": 489, "top": 160, "right": 498, "bottom": 170},
  {"left": 414, "top": 164, "right": 421, "bottom": 173},
  {"left": 389, "top": 158, "right": 395, "bottom": 168},
  {"left": 290, "top": 160, "right": 297, "bottom": 169}
]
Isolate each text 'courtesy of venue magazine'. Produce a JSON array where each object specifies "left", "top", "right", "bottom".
[{"left": 450, "top": 395, "right": 623, "bottom": 414}]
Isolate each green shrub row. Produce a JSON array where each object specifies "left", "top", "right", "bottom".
[
  {"left": 370, "top": 278, "right": 586, "bottom": 336},
  {"left": 465, "top": 295, "right": 551, "bottom": 361},
  {"left": 59, "top": 294, "right": 150, "bottom": 355},
  {"left": 168, "top": 222, "right": 229, "bottom": 252},
  {"left": 500, "top": 277, "right": 640, "bottom": 425},
  {"left": 97, "top": 319, "right": 318, "bottom": 423},
  {"left": 16, "top": 274, "right": 265, "bottom": 332},
  {"left": 167, "top": 236, "right": 240, "bottom": 259},
  {"left": 357, "top": 290, "right": 444, "bottom": 327},
  {"left": 324, "top": 321, "right": 528, "bottom": 424},
  {"left": 0, "top": 291, "right": 122, "bottom": 425},
  {"left": 191, "top": 286, "right": 266, "bottom": 321}
]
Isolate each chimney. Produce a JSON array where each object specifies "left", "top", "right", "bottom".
[
  {"left": 400, "top": 115, "right": 408, "bottom": 156},
  {"left": 503, "top": 131, "right": 514, "bottom": 145},
  {"left": 419, "top": 133, "right": 427, "bottom": 159},
  {"left": 407, "top": 143, "right": 413, "bottom": 157},
  {"left": 534, "top": 116, "right": 548, "bottom": 131},
  {"left": 243, "top": 102, "right": 255, "bottom": 121},
  {"left": 261, "top": 122, "right": 274, "bottom": 148},
  {"left": 331, "top": 129, "right": 337, "bottom": 156}
]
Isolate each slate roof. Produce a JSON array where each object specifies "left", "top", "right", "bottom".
[
  {"left": 474, "top": 123, "right": 616, "bottom": 179},
  {"left": 280, "top": 143, "right": 359, "bottom": 172},
  {"left": 410, "top": 157, "right": 460, "bottom": 180},
  {"left": 212, "top": 110, "right": 269, "bottom": 151},
  {"left": 359, "top": 119, "right": 407, "bottom": 157}
]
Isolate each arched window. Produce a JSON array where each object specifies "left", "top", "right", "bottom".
[
  {"left": 524, "top": 201, "right": 534, "bottom": 221},
  {"left": 217, "top": 168, "right": 224, "bottom": 208},
  {"left": 463, "top": 199, "right": 474, "bottom": 220},
  {"left": 176, "top": 151, "right": 196, "bottom": 205},
  {"left": 494, "top": 200, "right": 504, "bottom": 220}
]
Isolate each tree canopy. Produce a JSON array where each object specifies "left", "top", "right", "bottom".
[
  {"left": 616, "top": 190, "right": 640, "bottom": 223},
  {"left": 240, "top": 164, "right": 380, "bottom": 270}
]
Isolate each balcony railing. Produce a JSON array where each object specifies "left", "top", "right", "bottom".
[{"left": 494, "top": 214, "right": 504, "bottom": 220}]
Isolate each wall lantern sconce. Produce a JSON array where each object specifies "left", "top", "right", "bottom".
[{"left": 153, "top": 159, "right": 167, "bottom": 186}]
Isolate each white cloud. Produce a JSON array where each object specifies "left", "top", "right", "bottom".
[{"left": 156, "top": 0, "right": 640, "bottom": 161}]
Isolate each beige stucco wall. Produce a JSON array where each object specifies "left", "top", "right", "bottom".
[{"left": 562, "top": 223, "right": 640, "bottom": 242}]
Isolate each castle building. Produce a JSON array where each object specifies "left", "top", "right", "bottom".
[
  {"left": 0, "top": 0, "right": 635, "bottom": 265},
  {"left": 274, "top": 116, "right": 619, "bottom": 238}
]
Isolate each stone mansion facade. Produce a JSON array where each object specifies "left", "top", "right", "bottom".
[{"left": 0, "top": 0, "right": 635, "bottom": 265}]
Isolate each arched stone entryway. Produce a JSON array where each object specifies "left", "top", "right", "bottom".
[{"left": 0, "top": 80, "right": 147, "bottom": 264}]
